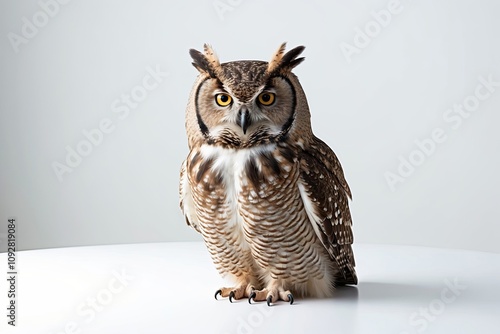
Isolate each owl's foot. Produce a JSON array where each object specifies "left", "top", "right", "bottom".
[
  {"left": 248, "top": 286, "right": 294, "bottom": 306},
  {"left": 214, "top": 284, "right": 255, "bottom": 303}
]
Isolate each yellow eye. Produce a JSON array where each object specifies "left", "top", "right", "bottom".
[
  {"left": 258, "top": 92, "right": 275, "bottom": 106},
  {"left": 215, "top": 93, "right": 232, "bottom": 107}
]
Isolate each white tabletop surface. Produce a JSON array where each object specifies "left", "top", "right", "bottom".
[{"left": 1, "top": 242, "right": 499, "bottom": 334}]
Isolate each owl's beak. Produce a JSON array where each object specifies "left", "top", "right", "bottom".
[{"left": 237, "top": 108, "right": 251, "bottom": 134}]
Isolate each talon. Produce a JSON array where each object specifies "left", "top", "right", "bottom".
[
  {"left": 215, "top": 289, "right": 222, "bottom": 300},
  {"left": 248, "top": 291, "right": 256, "bottom": 304},
  {"left": 266, "top": 295, "right": 272, "bottom": 307},
  {"left": 288, "top": 293, "right": 294, "bottom": 305},
  {"left": 229, "top": 291, "right": 235, "bottom": 303}
]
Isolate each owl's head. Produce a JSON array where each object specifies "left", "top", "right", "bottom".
[{"left": 185, "top": 43, "right": 312, "bottom": 149}]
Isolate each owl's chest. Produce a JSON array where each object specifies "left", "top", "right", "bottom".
[{"left": 187, "top": 144, "right": 298, "bottom": 221}]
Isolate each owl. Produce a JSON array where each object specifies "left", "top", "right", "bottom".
[{"left": 179, "top": 43, "right": 357, "bottom": 305}]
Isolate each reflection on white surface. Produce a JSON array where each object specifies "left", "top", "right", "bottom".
[{"left": 0, "top": 242, "right": 499, "bottom": 334}]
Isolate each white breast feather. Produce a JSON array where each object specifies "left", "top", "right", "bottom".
[{"left": 199, "top": 144, "right": 276, "bottom": 229}]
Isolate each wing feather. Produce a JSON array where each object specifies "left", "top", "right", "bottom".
[
  {"left": 179, "top": 159, "right": 201, "bottom": 233},
  {"left": 299, "top": 136, "right": 357, "bottom": 285}
]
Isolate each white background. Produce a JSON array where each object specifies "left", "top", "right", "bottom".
[{"left": 1, "top": 0, "right": 499, "bottom": 252}]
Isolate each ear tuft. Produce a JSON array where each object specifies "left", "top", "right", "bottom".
[
  {"left": 267, "top": 42, "right": 288, "bottom": 73},
  {"left": 189, "top": 44, "right": 221, "bottom": 77},
  {"left": 280, "top": 45, "right": 305, "bottom": 69},
  {"left": 189, "top": 48, "right": 209, "bottom": 74},
  {"left": 267, "top": 43, "right": 305, "bottom": 75}
]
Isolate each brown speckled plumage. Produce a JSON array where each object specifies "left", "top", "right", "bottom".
[{"left": 179, "top": 43, "right": 356, "bottom": 304}]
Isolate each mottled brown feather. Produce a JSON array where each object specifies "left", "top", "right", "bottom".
[{"left": 300, "top": 136, "right": 357, "bottom": 284}]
